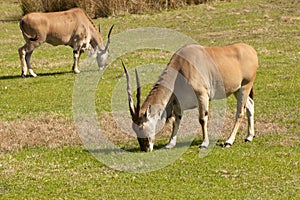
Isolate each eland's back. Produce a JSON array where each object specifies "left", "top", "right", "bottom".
[{"left": 169, "top": 43, "right": 258, "bottom": 99}]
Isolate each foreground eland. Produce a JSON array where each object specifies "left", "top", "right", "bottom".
[
  {"left": 18, "top": 8, "right": 114, "bottom": 77},
  {"left": 122, "top": 43, "right": 258, "bottom": 152}
]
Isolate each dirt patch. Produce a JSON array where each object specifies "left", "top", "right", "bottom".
[
  {"left": 100, "top": 111, "right": 287, "bottom": 148},
  {"left": 0, "top": 111, "right": 287, "bottom": 152},
  {"left": 221, "top": 111, "right": 287, "bottom": 139},
  {"left": 99, "top": 112, "right": 136, "bottom": 149},
  {"left": 99, "top": 112, "right": 174, "bottom": 149},
  {"left": 0, "top": 115, "right": 81, "bottom": 152}
]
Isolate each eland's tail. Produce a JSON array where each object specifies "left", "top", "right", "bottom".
[{"left": 19, "top": 19, "right": 38, "bottom": 41}]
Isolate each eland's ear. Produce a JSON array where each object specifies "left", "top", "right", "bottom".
[
  {"left": 143, "top": 105, "right": 152, "bottom": 122},
  {"left": 144, "top": 105, "right": 164, "bottom": 121},
  {"left": 160, "top": 110, "right": 167, "bottom": 121}
]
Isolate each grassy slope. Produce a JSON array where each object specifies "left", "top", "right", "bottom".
[{"left": 0, "top": 0, "right": 299, "bottom": 199}]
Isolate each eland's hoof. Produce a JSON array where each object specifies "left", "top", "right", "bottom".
[
  {"left": 245, "top": 136, "right": 255, "bottom": 143},
  {"left": 164, "top": 144, "right": 175, "bottom": 149},
  {"left": 245, "top": 138, "right": 251, "bottom": 143},
  {"left": 200, "top": 145, "right": 208, "bottom": 149},
  {"left": 74, "top": 69, "right": 81, "bottom": 74},
  {"left": 28, "top": 69, "right": 37, "bottom": 77},
  {"left": 224, "top": 143, "right": 232, "bottom": 148}
]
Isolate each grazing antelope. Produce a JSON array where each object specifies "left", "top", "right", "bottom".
[
  {"left": 122, "top": 43, "right": 258, "bottom": 152},
  {"left": 18, "top": 8, "right": 114, "bottom": 77}
]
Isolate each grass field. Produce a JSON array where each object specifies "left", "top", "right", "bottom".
[{"left": 0, "top": 0, "right": 299, "bottom": 199}]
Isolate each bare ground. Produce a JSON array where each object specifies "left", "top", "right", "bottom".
[
  {"left": 0, "top": 115, "right": 80, "bottom": 152},
  {"left": 0, "top": 111, "right": 289, "bottom": 152}
]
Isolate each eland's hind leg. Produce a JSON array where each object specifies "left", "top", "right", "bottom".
[
  {"left": 18, "top": 45, "right": 28, "bottom": 78},
  {"left": 19, "top": 42, "right": 39, "bottom": 77},
  {"left": 245, "top": 94, "right": 255, "bottom": 142},
  {"left": 25, "top": 50, "right": 37, "bottom": 77},
  {"left": 225, "top": 84, "right": 253, "bottom": 147}
]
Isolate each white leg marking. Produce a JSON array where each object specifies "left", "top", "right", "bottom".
[
  {"left": 165, "top": 113, "right": 180, "bottom": 149},
  {"left": 199, "top": 95, "right": 209, "bottom": 149},
  {"left": 149, "top": 142, "right": 154, "bottom": 152},
  {"left": 165, "top": 119, "right": 179, "bottom": 149},
  {"left": 73, "top": 68, "right": 81, "bottom": 74},
  {"left": 19, "top": 48, "right": 28, "bottom": 76},
  {"left": 73, "top": 48, "right": 81, "bottom": 74},
  {"left": 200, "top": 115, "right": 209, "bottom": 148},
  {"left": 28, "top": 69, "right": 37, "bottom": 77},
  {"left": 245, "top": 97, "right": 255, "bottom": 142},
  {"left": 23, "top": 67, "right": 28, "bottom": 76},
  {"left": 165, "top": 136, "right": 177, "bottom": 149}
]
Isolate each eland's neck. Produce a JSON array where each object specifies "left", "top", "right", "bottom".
[{"left": 140, "top": 66, "right": 179, "bottom": 116}]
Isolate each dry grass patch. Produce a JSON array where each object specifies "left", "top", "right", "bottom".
[
  {"left": 0, "top": 115, "right": 80, "bottom": 152},
  {"left": 99, "top": 110, "right": 288, "bottom": 149},
  {"left": 221, "top": 111, "right": 287, "bottom": 138},
  {"left": 0, "top": 110, "right": 289, "bottom": 152},
  {"left": 99, "top": 111, "right": 173, "bottom": 149}
]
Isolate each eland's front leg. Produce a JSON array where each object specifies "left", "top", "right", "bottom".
[
  {"left": 25, "top": 50, "right": 37, "bottom": 77},
  {"left": 165, "top": 114, "right": 181, "bottom": 149},
  {"left": 72, "top": 49, "right": 81, "bottom": 74},
  {"left": 199, "top": 95, "right": 209, "bottom": 149},
  {"left": 165, "top": 102, "right": 182, "bottom": 149},
  {"left": 199, "top": 113, "right": 209, "bottom": 149},
  {"left": 18, "top": 46, "right": 28, "bottom": 78}
]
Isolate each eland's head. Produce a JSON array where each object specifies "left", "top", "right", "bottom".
[{"left": 122, "top": 61, "right": 164, "bottom": 152}]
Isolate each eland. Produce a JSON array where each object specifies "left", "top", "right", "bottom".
[
  {"left": 18, "top": 8, "right": 114, "bottom": 77},
  {"left": 122, "top": 43, "right": 258, "bottom": 152}
]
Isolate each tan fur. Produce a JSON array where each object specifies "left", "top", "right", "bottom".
[
  {"left": 20, "top": 8, "right": 103, "bottom": 48},
  {"left": 18, "top": 8, "right": 112, "bottom": 77},
  {"left": 125, "top": 43, "right": 258, "bottom": 151},
  {"left": 144, "top": 43, "right": 257, "bottom": 107}
]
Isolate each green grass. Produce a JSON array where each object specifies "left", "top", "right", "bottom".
[
  {"left": 0, "top": 0, "right": 299, "bottom": 199},
  {"left": 0, "top": 134, "right": 299, "bottom": 199}
]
